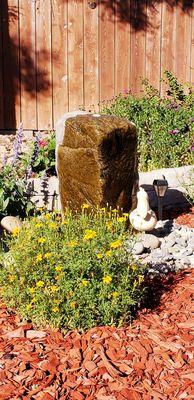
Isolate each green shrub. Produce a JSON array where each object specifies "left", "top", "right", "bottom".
[
  {"left": 0, "top": 164, "right": 35, "bottom": 218},
  {"left": 103, "top": 72, "right": 194, "bottom": 171},
  {"left": 0, "top": 207, "right": 145, "bottom": 331}
]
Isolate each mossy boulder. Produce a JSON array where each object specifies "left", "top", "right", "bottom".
[{"left": 57, "top": 114, "right": 138, "bottom": 212}]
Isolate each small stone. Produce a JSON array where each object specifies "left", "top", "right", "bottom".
[
  {"left": 179, "top": 257, "right": 190, "bottom": 266},
  {"left": 187, "top": 255, "right": 194, "bottom": 267},
  {"left": 165, "top": 238, "right": 176, "bottom": 247},
  {"left": 185, "top": 247, "right": 193, "bottom": 256},
  {"left": 175, "top": 237, "right": 186, "bottom": 247},
  {"left": 132, "top": 242, "right": 144, "bottom": 255},
  {"left": 1, "top": 216, "right": 22, "bottom": 233},
  {"left": 139, "top": 234, "right": 160, "bottom": 250}
]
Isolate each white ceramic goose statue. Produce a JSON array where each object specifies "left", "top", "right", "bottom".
[{"left": 129, "top": 187, "right": 157, "bottom": 231}]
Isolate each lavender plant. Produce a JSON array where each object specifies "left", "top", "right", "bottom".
[{"left": 0, "top": 124, "right": 36, "bottom": 218}]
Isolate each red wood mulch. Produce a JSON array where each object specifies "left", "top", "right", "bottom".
[
  {"left": 0, "top": 270, "right": 193, "bottom": 400},
  {"left": 174, "top": 206, "right": 194, "bottom": 228}
]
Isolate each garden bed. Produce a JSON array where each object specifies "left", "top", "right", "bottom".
[{"left": 0, "top": 269, "right": 193, "bottom": 399}]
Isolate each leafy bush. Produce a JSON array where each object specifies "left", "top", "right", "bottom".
[
  {"left": 0, "top": 123, "right": 36, "bottom": 218},
  {"left": 103, "top": 71, "right": 194, "bottom": 171},
  {"left": 30, "top": 133, "right": 56, "bottom": 176},
  {"left": 0, "top": 165, "right": 35, "bottom": 218},
  {"left": 22, "top": 132, "right": 56, "bottom": 177},
  {"left": 0, "top": 207, "right": 145, "bottom": 331}
]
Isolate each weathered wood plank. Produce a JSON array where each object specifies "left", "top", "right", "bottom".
[
  {"left": 36, "top": 0, "right": 52, "bottom": 130},
  {"left": 175, "top": 5, "right": 192, "bottom": 85},
  {"left": 52, "top": 0, "right": 68, "bottom": 127},
  {"left": 160, "top": 3, "right": 177, "bottom": 96},
  {"left": 191, "top": 8, "right": 194, "bottom": 86},
  {"left": 146, "top": 2, "right": 162, "bottom": 92},
  {"left": 68, "top": 0, "right": 84, "bottom": 111},
  {"left": 99, "top": 2, "right": 115, "bottom": 105},
  {"left": 83, "top": 0, "right": 99, "bottom": 112},
  {"left": 115, "top": 4, "right": 130, "bottom": 96},
  {"left": 130, "top": 1, "right": 146, "bottom": 95},
  {"left": 19, "top": 0, "right": 37, "bottom": 130},
  {"left": 0, "top": 3, "right": 4, "bottom": 128},
  {"left": 3, "top": 0, "right": 20, "bottom": 129}
]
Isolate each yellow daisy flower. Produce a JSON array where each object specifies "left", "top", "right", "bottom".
[
  {"left": 36, "top": 254, "right": 43, "bottom": 262},
  {"left": 52, "top": 306, "right": 59, "bottom": 313},
  {"left": 97, "top": 253, "right": 103, "bottom": 259},
  {"left": 67, "top": 240, "right": 77, "bottom": 247},
  {"left": 103, "top": 275, "right": 112, "bottom": 284},
  {"left": 82, "top": 279, "right": 88, "bottom": 287},
  {"left": 50, "top": 285, "right": 58, "bottom": 292},
  {"left": 49, "top": 222, "right": 57, "bottom": 229},
  {"left": 55, "top": 266, "right": 62, "bottom": 272},
  {"left": 8, "top": 275, "right": 15, "bottom": 283},
  {"left": 61, "top": 220, "right": 69, "bottom": 225},
  {"left": 110, "top": 240, "right": 122, "bottom": 249},
  {"left": 70, "top": 301, "right": 76, "bottom": 309},
  {"left": 26, "top": 304, "right": 33, "bottom": 311},
  {"left": 12, "top": 227, "right": 20, "bottom": 237},
  {"left": 36, "top": 280, "right": 44, "bottom": 287},
  {"left": 81, "top": 203, "right": 90, "bottom": 209},
  {"left": 29, "top": 287, "right": 35, "bottom": 294},
  {"left": 106, "top": 250, "right": 112, "bottom": 257},
  {"left": 83, "top": 229, "right": 97, "bottom": 241},
  {"left": 112, "top": 291, "right": 119, "bottom": 298},
  {"left": 44, "top": 214, "right": 51, "bottom": 220},
  {"left": 117, "top": 217, "right": 126, "bottom": 223},
  {"left": 38, "top": 238, "right": 46, "bottom": 244},
  {"left": 44, "top": 252, "right": 52, "bottom": 259},
  {"left": 35, "top": 223, "right": 43, "bottom": 228}
]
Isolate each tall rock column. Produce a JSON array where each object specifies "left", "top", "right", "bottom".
[{"left": 57, "top": 114, "right": 138, "bottom": 212}]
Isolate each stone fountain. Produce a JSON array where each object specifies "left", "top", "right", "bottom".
[{"left": 56, "top": 113, "right": 138, "bottom": 212}]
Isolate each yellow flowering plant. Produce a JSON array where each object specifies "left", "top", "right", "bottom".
[{"left": 0, "top": 206, "right": 146, "bottom": 330}]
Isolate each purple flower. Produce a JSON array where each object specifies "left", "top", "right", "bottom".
[
  {"left": 168, "top": 129, "right": 179, "bottom": 135},
  {"left": 166, "top": 101, "right": 180, "bottom": 110},
  {"left": 191, "top": 145, "right": 194, "bottom": 152},
  {"left": 26, "top": 132, "right": 40, "bottom": 178},
  {"left": 189, "top": 117, "right": 194, "bottom": 123},
  {"left": 2, "top": 154, "right": 7, "bottom": 168},
  {"left": 123, "top": 88, "right": 130, "bottom": 95},
  {"left": 11, "top": 122, "right": 24, "bottom": 166}
]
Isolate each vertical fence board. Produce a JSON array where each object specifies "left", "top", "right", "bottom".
[
  {"left": 36, "top": 0, "right": 52, "bottom": 130},
  {"left": 146, "top": 3, "right": 162, "bottom": 91},
  {"left": 84, "top": 0, "right": 99, "bottom": 112},
  {"left": 19, "top": 0, "right": 37, "bottom": 130},
  {"left": 68, "top": 0, "right": 84, "bottom": 111},
  {"left": 3, "top": 0, "right": 20, "bottom": 129},
  {"left": 191, "top": 9, "right": 194, "bottom": 86},
  {"left": 115, "top": 6, "right": 130, "bottom": 96},
  {"left": 52, "top": 0, "right": 68, "bottom": 127},
  {"left": 175, "top": 6, "right": 192, "bottom": 85},
  {"left": 0, "top": 4, "right": 4, "bottom": 128},
  {"left": 99, "top": 3, "right": 115, "bottom": 105},
  {"left": 160, "top": 4, "right": 177, "bottom": 96},
  {"left": 130, "top": 1, "right": 146, "bottom": 95}
]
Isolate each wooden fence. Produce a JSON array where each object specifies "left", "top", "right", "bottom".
[{"left": 0, "top": 0, "right": 193, "bottom": 131}]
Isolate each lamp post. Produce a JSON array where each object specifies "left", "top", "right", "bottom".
[{"left": 153, "top": 178, "right": 168, "bottom": 221}]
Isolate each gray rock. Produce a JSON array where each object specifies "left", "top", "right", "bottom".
[
  {"left": 179, "top": 257, "right": 190, "bottom": 266},
  {"left": 175, "top": 237, "right": 187, "bottom": 247},
  {"left": 140, "top": 234, "right": 160, "bottom": 250},
  {"left": 185, "top": 247, "right": 193, "bottom": 256},
  {"left": 1, "top": 216, "right": 22, "bottom": 233},
  {"left": 132, "top": 242, "right": 144, "bottom": 255},
  {"left": 165, "top": 238, "right": 176, "bottom": 247},
  {"left": 187, "top": 255, "right": 194, "bottom": 267}
]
